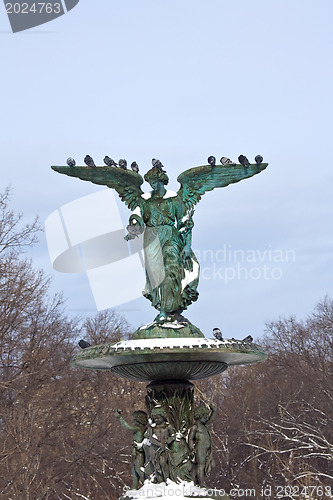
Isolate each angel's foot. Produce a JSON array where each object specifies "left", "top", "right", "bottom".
[{"left": 155, "top": 311, "right": 167, "bottom": 323}]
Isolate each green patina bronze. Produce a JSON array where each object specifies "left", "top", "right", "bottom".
[
  {"left": 133, "top": 316, "right": 204, "bottom": 339},
  {"left": 51, "top": 161, "right": 268, "bottom": 331},
  {"left": 71, "top": 338, "right": 267, "bottom": 381},
  {"left": 51, "top": 158, "right": 267, "bottom": 496},
  {"left": 115, "top": 409, "right": 148, "bottom": 489},
  {"left": 189, "top": 403, "right": 216, "bottom": 487},
  {"left": 116, "top": 383, "right": 218, "bottom": 490},
  {"left": 144, "top": 381, "right": 194, "bottom": 484}
]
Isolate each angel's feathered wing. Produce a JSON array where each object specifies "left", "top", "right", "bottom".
[
  {"left": 177, "top": 162, "right": 268, "bottom": 209},
  {"left": 51, "top": 166, "right": 144, "bottom": 211}
]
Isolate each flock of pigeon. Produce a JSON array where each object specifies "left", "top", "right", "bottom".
[
  {"left": 213, "top": 328, "right": 253, "bottom": 343},
  {"left": 65, "top": 156, "right": 169, "bottom": 174},
  {"left": 208, "top": 155, "right": 263, "bottom": 167},
  {"left": 65, "top": 155, "right": 264, "bottom": 173},
  {"left": 78, "top": 329, "right": 253, "bottom": 349},
  {"left": 66, "top": 155, "right": 140, "bottom": 172}
]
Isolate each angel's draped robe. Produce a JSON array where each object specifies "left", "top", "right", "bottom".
[{"left": 140, "top": 191, "right": 199, "bottom": 314}]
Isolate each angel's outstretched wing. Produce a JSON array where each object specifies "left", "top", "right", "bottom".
[
  {"left": 177, "top": 162, "right": 268, "bottom": 210},
  {"left": 51, "top": 165, "right": 144, "bottom": 211}
]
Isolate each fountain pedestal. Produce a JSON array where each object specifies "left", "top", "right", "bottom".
[{"left": 71, "top": 322, "right": 266, "bottom": 497}]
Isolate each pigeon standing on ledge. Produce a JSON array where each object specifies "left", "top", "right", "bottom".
[
  {"left": 131, "top": 161, "right": 139, "bottom": 173},
  {"left": 66, "top": 157, "right": 76, "bottom": 167},
  {"left": 118, "top": 159, "right": 128, "bottom": 169},
  {"left": 238, "top": 155, "right": 250, "bottom": 168},
  {"left": 220, "top": 157, "right": 236, "bottom": 165},
  {"left": 255, "top": 155, "right": 263, "bottom": 165},
  {"left": 213, "top": 328, "right": 223, "bottom": 341},
  {"left": 79, "top": 339, "right": 91, "bottom": 349},
  {"left": 84, "top": 155, "right": 96, "bottom": 168},
  {"left": 207, "top": 156, "right": 216, "bottom": 166},
  {"left": 104, "top": 156, "right": 118, "bottom": 167}
]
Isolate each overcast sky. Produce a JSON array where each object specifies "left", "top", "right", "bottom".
[{"left": 1, "top": 0, "right": 333, "bottom": 340}]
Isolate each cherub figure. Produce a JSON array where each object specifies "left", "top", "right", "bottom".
[
  {"left": 147, "top": 406, "right": 177, "bottom": 483},
  {"left": 188, "top": 403, "right": 216, "bottom": 487},
  {"left": 115, "top": 409, "right": 148, "bottom": 489},
  {"left": 170, "top": 432, "right": 193, "bottom": 481},
  {"left": 52, "top": 160, "right": 267, "bottom": 323}
]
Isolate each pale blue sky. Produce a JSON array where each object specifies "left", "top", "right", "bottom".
[{"left": 1, "top": 0, "right": 333, "bottom": 338}]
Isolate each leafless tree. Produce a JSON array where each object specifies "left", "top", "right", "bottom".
[
  {"left": 240, "top": 298, "right": 333, "bottom": 489},
  {"left": 1, "top": 189, "right": 332, "bottom": 498}
]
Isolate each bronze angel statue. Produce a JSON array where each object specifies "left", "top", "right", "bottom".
[{"left": 51, "top": 158, "right": 267, "bottom": 323}]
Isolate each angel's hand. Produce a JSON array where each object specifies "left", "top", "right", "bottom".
[
  {"left": 183, "top": 249, "right": 193, "bottom": 272},
  {"left": 184, "top": 219, "right": 194, "bottom": 231}
]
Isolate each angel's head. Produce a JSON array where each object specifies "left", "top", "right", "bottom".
[{"left": 144, "top": 167, "right": 169, "bottom": 188}]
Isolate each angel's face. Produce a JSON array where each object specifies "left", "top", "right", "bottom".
[{"left": 149, "top": 178, "right": 164, "bottom": 191}]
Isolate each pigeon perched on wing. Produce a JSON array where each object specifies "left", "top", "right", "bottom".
[
  {"left": 242, "top": 335, "right": 253, "bottom": 343},
  {"left": 213, "top": 327, "right": 223, "bottom": 341},
  {"left": 84, "top": 155, "right": 96, "bottom": 168},
  {"left": 238, "top": 155, "right": 250, "bottom": 168},
  {"left": 118, "top": 159, "right": 127, "bottom": 169},
  {"left": 207, "top": 156, "right": 216, "bottom": 166},
  {"left": 254, "top": 155, "right": 263, "bottom": 165},
  {"left": 104, "top": 156, "right": 118, "bottom": 167},
  {"left": 79, "top": 339, "right": 91, "bottom": 349},
  {"left": 131, "top": 161, "right": 139, "bottom": 173},
  {"left": 66, "top": 157, "right": 76, "bottom": 167},
  {"left": 220, "top": 156, "right": 236, "bottom": 166}
]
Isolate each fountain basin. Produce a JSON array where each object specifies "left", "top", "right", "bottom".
[{"left": 71, "top": 338, "right": 267, "bottom": 381}]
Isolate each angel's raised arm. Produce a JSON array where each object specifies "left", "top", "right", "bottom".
[
  {"left": 177, "top": 162, "right": 268, "bottom": 210},
  {"left": 51, "top": 165, "right": 145, "bottom": 211}
]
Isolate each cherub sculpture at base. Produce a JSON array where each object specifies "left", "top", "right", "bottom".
[
  {"left": 115, "top": 403, "right": 217, "bottom": 488},
  {"left": 147, "top": 406, "right": 178, "bottom": 483},
  {"left": 115, "top": 409, "right": 148, "bottom": 489},
  {"left": 188, "top": 403, "right": 216, "bottom": 487}
]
